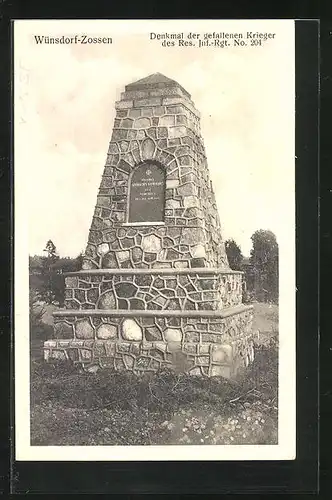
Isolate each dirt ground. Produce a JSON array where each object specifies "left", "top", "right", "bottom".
[{"left": 30, "top": 302, "right": 278, "bottom": 446}]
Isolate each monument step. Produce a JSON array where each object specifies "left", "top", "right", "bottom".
[{"left": 63, "top": 267, "right": 243, "bottom": 277}]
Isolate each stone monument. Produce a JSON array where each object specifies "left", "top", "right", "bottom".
[{"left": 44, "top": 73, "right": 255, "bottom": 378}]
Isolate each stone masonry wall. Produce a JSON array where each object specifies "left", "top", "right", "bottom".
[
  {"left": 64, "top": 271, "right": 243, "bottom": 312},
  {"left": 82, "top": 78, "right": 229, "bottom": 270},
  {"left": 47, "top": 306, "right": 253, "bottom": 378}
]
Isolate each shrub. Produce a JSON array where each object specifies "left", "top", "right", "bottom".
[{"left": 29, "top": 290, "right": 53, "bottom": 341}]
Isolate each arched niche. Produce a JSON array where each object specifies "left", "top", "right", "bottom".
[{"left": 127, "top": 162, "right": 166, "bottom": 223}]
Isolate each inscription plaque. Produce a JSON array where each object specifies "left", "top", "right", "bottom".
[{"left": 128, "top": 163, "right": 165, "bottom": 223}]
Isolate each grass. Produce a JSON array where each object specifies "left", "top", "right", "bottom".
[{"left": 30, "top": 302, "right": 278, "bottom": 446}]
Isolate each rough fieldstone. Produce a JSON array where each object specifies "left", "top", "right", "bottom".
[
  {"left": 177, "top": 182, "right": 197, "bottom": 196},
  {"left": 145, "top": 326, "right": 162, "bottom": 341},
  {"left": 146, "top": 126, "right": 158, "bottom": 140},
  {"left": 74, "top": 289, "right": 85, "bottom": 303},
  {"left": 122, "top": 118, "right": 133, "bottom": 128},
  {"left": 51, "top": 350, "right": 66, "bottom": 361},
  {"left": 164, "top": 328, "right": 182, "bottom": 342},
  {"left": 129, "top": 108, "right": 141, "bottom": 118},
  {"left": 189, "top": 367, "right": 202, "bottom": 376},
  {"left": 144, "top": 252, "right": 157, "bottom": 263},
  {"left": 98, "top": 291, "right": 116, "bottom": 309},
  {"left": 132, "top": 247, "right": 143, "bottom": 262},
  {"left": 191, "top": 244, "right": 206, "bottom": 258},
  {"left": 154, "top": 106, "right": 165, "bottom": 116},
  {"left": 132, "top": 148, "right": 142, "bottom": 164},
  {"left": 168, "top": 126, "right": 187, "bottom": 138},
  {"left": 96, "top": 324, "right": 117, "bottom": 340},
  {"left": 65, "top": 289, "right": 73, "bottom": 299},
  {"left": 76, "top": 319, "right": 94, "bottom": 339},
  {"left": 211, "top": 365, "right": 231, "bottom": 378},
  {"left": 133, "top": 117, "right": 150, "bottom": 128},
  {"left": 136, "top": 130, "right": 146, "bottom": 140},
  {"left": 129, "top": 298, "right": 145, "bottom": 309},
  {"left": 166, "top": 105, "right": 184, "bottom": 114},
  {"left": 168, "top": 138, "right": 181, "bottom": 147},
  {"left": 118, "top": 159, "right": 131, "bottom": 173},
  {"left": 108, "top": 143, "right": 119, "bottom": 155},
  {"left": 212, "top": 344, "right": 232, "bottom": 362},
  {"left": 176, "top": 114, "right": 188, "bottom": 125},
  {"left": 122, "top": 319, "right": 142, "bottom": 341},
  {"left": 135, "top": 274, "right": 152, "bottom": 286},
  {"left": 135, "top": 356, "right": 150, "bottom": 370},
  {"left": 121, "top": 237, "right": 135, "bottom": 249},
  {"left": 197, "top": 356, "right": 210, "bottom": 365},
  {"left": 102, "top": 251, "right": 117, "bottom": 268},
  {"left": 116, "top": 110, "right": 128, "bottom": 118},
  {"left": 115, "top": 282, "right": 137, "bottom": 298},
  {"left": 66, "top": 348, "right": 79, "bottom": 362},
  {"left": 162, "top": 96, "right": 184, "bottom": 106},
  {"left": 122, "top": 90, "right": 147, "bottom": 99},
  {"left": 85, "top": 244, "right": 98, "bottom": 259},
  {"left": 97, "top": 243, "right": 109, "bottom": 255},
  {"left": 183, "top": 195, "right": 199, "bottom": 208},
  {"left": 191, "top": 257, "right": 205, "bottom": 268},
  {"left": 81, "top": 348, "right": 93, "bottom": 361},
  {"left": 54, "top": 322, "right": 74, "bottom": 339},
  {"left": 142, "top": 107, "right": 153, "bottom": 117},
  {"left": 249, "top": 344, "right": 255, "bottom": 363},
  {"left": 115, "top": 100, "right": 133, "bottom": 109},
  {"left": 142, "top": 234, "right": 162, "bottom": 253},
  {"left": 112, "top": 129, "right": 128, "bottom": 141},
  {"left": 119, "top": 140, "right": 129, "bottom": 152},
  {"left": 199, "top": 344, "right": 210, "bottom": 354},
  {"left": 166, "top": 248, "right": 180, "bottom": 260},
  {"left": 65, "top": 277, "right": 78, "bottom": 288},
  {"left": 159, "top": 115, "right": 175, "bottom": 127},
  {"left": 123, "top": 354, "right": 135, "bottom": 369},
  {"left": 179, "top": 155, "right": 191, "bottom": 165},
  {"left": 166, "top": 179, "right": 180, "bottom": 188},
  {"left": 181, "top": 227, "right": 205, "bottom": 245},
  {"left": 86, "top": 288, "right": 99, "bottom": 303},
  {"left": 141, "top": 138, "right": 156, "bottom": 160},
  {"left": 82, "top": 259, "right": 99, "bottom": 270},
  {"left": 135, "top": 97, "right": 161, "bottom": 107},
  {"left": 165, "top": 199, "right": 181, "bottom": 209},
  {"left": 157, "top": 127, "right": 168, "bottom": 138},
  {"left": 117, "top": 250, "right": 130, "bottom": 262}
]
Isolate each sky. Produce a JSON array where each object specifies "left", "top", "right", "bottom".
[{"left": 14, "top": 20, "right": 295, "bottom": 258}]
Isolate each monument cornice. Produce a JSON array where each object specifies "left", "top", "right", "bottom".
[
  {"left": 53, "top": 304, "right": 253, "bottom": 319},
  {"left": 63, "top": 267, "right": 244, "bottom": 277}
]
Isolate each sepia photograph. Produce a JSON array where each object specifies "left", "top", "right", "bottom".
[{"left": 14, "top": 19, "right": 295, "bottom": 461}]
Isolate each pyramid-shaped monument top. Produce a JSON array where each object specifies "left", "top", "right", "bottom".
[{"left": 125, "top": 72, "right": 191, "bottom": 98}]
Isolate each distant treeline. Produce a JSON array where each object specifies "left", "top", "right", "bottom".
[
  {"left": 29, "top": 240, "right": 83, "bottom": 307},
  {"left": 225, "top": 229, "right": 279, "bottom": 304}
]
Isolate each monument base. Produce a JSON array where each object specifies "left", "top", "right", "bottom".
[{"left": 44, "top": 305, "right": 254, "bottom": 379}]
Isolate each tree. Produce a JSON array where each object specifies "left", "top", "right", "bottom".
[
  {"left": 29, "top": 244, "right": 83, "bottom": 306},
  {"left": 44, "top": 240, "right": 57, "bottom": 261},
  {"left": 225, "top": 239, "right": 244, "bottom": 271},
  {"left": 38, "top": 240, "right": 60, "bottom": 305},
  {"left": 249, "top": 229, "right": 279, "bottom": 303}
]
